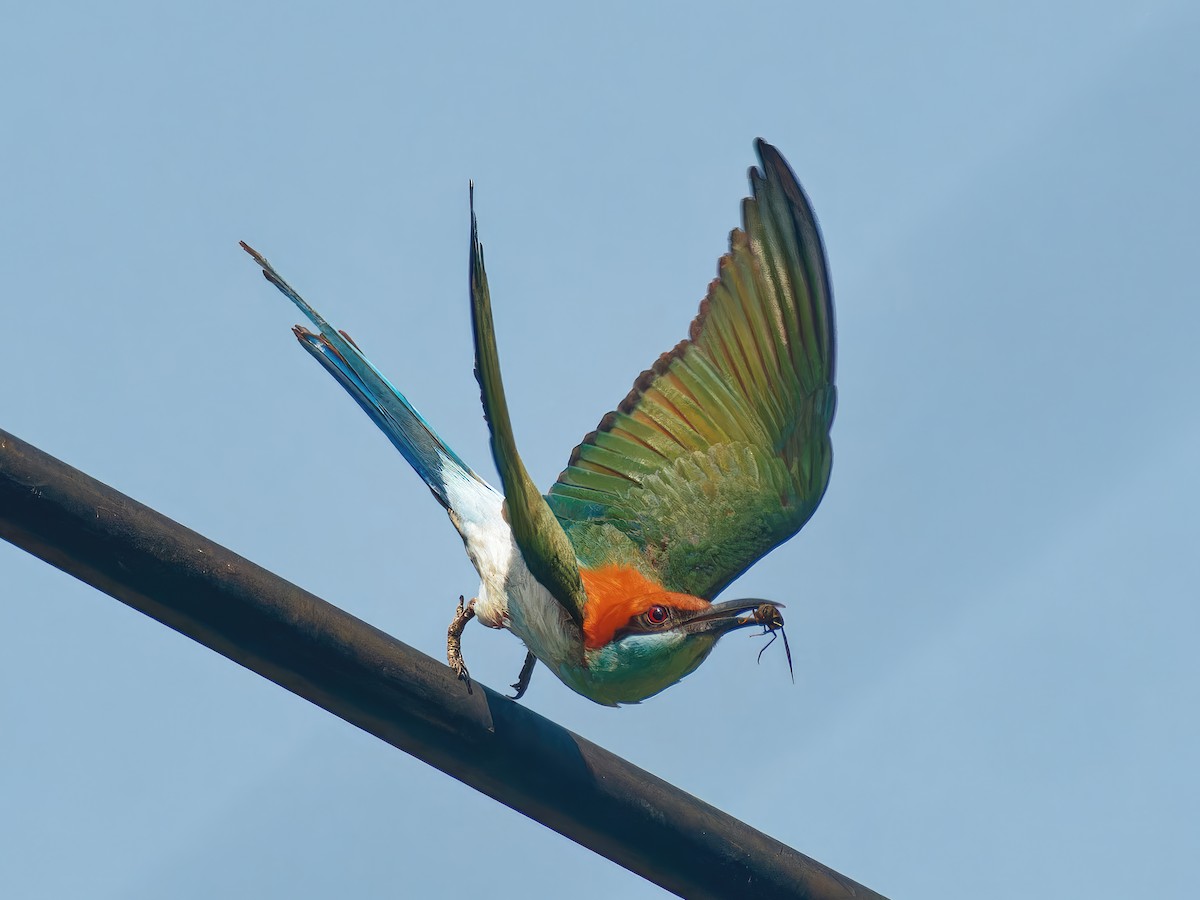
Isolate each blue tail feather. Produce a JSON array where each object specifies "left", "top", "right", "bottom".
[{"left": 241, "top": 242, "right": 489, "bottom": 511}]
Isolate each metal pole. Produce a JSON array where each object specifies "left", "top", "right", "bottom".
[{"left": 0, "top": 428, "right": 887, "bottom": 900}]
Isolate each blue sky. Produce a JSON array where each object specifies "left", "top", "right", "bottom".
[{"left": 2, "top": 2, "right": 1198, "bottom": 897}]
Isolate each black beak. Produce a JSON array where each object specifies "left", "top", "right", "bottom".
[{"left": 678, "top": 598, "right": 785, "bottom": 637}]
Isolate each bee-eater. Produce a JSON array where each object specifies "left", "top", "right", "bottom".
[{"left": 241, "top": 139, "right": 835, "bottom": 706}]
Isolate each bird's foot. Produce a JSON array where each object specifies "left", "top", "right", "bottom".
[
  {"left": 447, "top": 596, "right": 477, "bottom": 693},
  {"left": 508, "top": 651, "right": 537, "bottom": 700}
]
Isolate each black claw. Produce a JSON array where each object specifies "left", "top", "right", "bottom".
[{"left": 507, "top": 651, "right": 537, "bottom": 700}]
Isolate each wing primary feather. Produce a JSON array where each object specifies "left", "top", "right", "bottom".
[
  {"left": 547, "top": 140, "right": 837, "bottom": 598},
  {"left": 467, "top": 189, "right": 588, "bottom": 625}
]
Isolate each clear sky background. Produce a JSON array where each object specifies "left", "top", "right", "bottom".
[{"left": 2, "top": 3, "right": 1197, "bottom": 898}]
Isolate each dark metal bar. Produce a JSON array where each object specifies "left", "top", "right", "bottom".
[{"left": 0, "top": 427, "right": 886, "bottom": 900}]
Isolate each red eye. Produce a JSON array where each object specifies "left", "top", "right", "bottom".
[{"left": 644, "top": 605, "right": 669, "bottom": 626}]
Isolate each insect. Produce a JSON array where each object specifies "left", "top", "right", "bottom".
[{"left": 753, "top": 603, "right": 793, "bottom": 680}]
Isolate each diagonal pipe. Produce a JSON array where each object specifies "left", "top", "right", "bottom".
[{"left": 0, "top": 428, "right": 886, "bottom": 900}]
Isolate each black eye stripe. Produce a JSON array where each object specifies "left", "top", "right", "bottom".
[{"left": 613, "top": 605, "right": 675, "bottom": 640}]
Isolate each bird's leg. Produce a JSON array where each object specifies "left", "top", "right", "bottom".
[
  {"left": 447, "top": 595, "right": 477, "bottom": 692},
  {"left": 508, "top": 651, "right": 537, "bottom": 700}
]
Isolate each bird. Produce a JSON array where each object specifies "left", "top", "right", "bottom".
[{"left": 241, "top": 139, "right": 835, "bottom": 706}]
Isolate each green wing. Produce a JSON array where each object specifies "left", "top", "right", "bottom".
[
  {"left": 469, "top": 187, "right": 589, "bottom": 625},
  {"left": 545, "top": 140, "right": 836, "bottom": 600}
]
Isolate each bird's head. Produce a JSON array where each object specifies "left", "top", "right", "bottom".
[{"left": 555, "top": 566, "right": 788, "bottom": 706}]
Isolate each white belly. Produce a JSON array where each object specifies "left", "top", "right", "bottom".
[{"left": 444, "top": 474, "right": 580, "bottom": 668}]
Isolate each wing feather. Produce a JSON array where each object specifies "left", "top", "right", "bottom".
[{"left": 546, "top": 140, "right": 836, "bottom": 599}]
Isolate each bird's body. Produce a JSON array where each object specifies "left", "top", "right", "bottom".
[
  {"left": 441, "top": 475, "right": 578, "bottom": 677},
  {"left": 243, "top": 140, "right": 835, "bottom": 706}
]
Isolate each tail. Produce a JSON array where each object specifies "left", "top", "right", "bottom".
[{"left": 240, "top": 241, "right": 495, "bottom": 512}]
